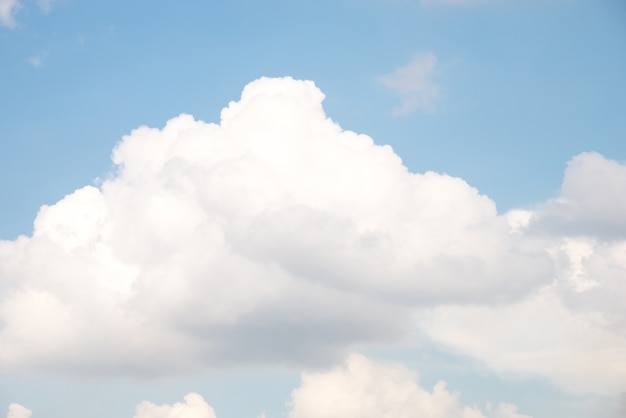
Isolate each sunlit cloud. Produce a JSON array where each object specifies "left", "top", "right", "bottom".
[
  {"left": 0, "top": 76, "right": 549, "bottom": 378},
  {"left": 6, "top": 404, "right": 32, "bottom": 418}
]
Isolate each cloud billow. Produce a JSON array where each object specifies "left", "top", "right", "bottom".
[
  {"left": 6, "top": 404, "right": 32, "bottom": 418},
  {"left": 0, "top": 77, "right": 596, "bottom": 384}
]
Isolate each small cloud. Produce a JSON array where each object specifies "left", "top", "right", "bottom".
[
  {"left": 379, "top": 53, "right": 440, "bottom": 116},
  {"left": 28, "top": 51, "right": 49, "bottom": 68},
  {"left": 133, "top": 393, "right": 216, "bottom": 418},
  {"left": 28, "top": 56, "right": 43, "bottom": 67},
  {"left": 38, "top": 0, "right": 54, "bottom": 13},
  {"left": 7, "top": 404, "right": 32, "bottom": 418},
  {"left": 0, "top": 0, "right": 20, "bottom": 28}
]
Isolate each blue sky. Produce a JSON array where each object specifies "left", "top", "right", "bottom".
[{"left": 1, "top": 1, "right": 625, "bottom": 417}]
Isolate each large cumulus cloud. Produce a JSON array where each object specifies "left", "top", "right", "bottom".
[{"left": 0, "top": 76, "right": 552, "bottom": 377}]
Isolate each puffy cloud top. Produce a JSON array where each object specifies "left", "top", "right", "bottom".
[
  {"left": 288, "top": 353, "right": 530, "bottom": 418},
  {"left": 531, "top": 152, "right": 626, "bottom": 238},
  {"left": 6, "top": 404, "right": 32, "bottom": 418},
  {"left": 133, "top": 393, "right": 216, "bottom": 418}
]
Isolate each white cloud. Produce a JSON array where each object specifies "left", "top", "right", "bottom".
[
  {"left": 288, "top": 353, "right": 527, "bottom": 418},
  {"left": 0, "top": 75, "right": 624, "bottom": 404},
  {"left": 0, "top": 0, "right": 19, "bottom": 27},
  {"left": 421, "top": 286, "right": 626, "bottom": 394},
  {"left": 531, "top": 152, "right": 626, "bottom": 238},
  {"left": 493, "top": 403, "right": 532, "bottom": 418},
  {"left": 0, "top": 0, "right": 55, "bottom": 28},
  {"left": 529, "top": 154, "right": 626, "bottom": 332},
  {"left": 0, "top": 77, "right": 551, "bottom": 377},
  {"left": 420, "top": 153, "right": 626, "bottom": 396},
  {"left": 133, "top": 393, "right": 216, "bottom": 418},
  {"left": 379, "top": 53, "right": 440, "bottom": 116},
  {"left": 6, "top": 404, "right": 32, "bottom": 418}
]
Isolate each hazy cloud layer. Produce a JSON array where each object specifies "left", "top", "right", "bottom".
[
  {"left": 379, "top": 54, "right": 440, "bottom": 116},
  {"left": 0, "top": 0, "right": 55, "bottom": 27}
]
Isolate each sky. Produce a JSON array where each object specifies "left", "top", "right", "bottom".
[{"left": 0, "top": 0, "right": 625, "bottom": 417}]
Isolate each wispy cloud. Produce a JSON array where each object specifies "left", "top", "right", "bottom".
[
  {"left": 0, "top": 0, "right": 20, "bottom": 28},
  {"left": 1, "top": 0, "right": 56, "bottom": 28},
  {"left": 38, "top": 0, "right": 54, "bottom": 13},
  {"left": 28, "top": 50, "right": 49, "bottom": 68},
  {"left": 379, "top": 53, "right": 440, "bottom": 116}
]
